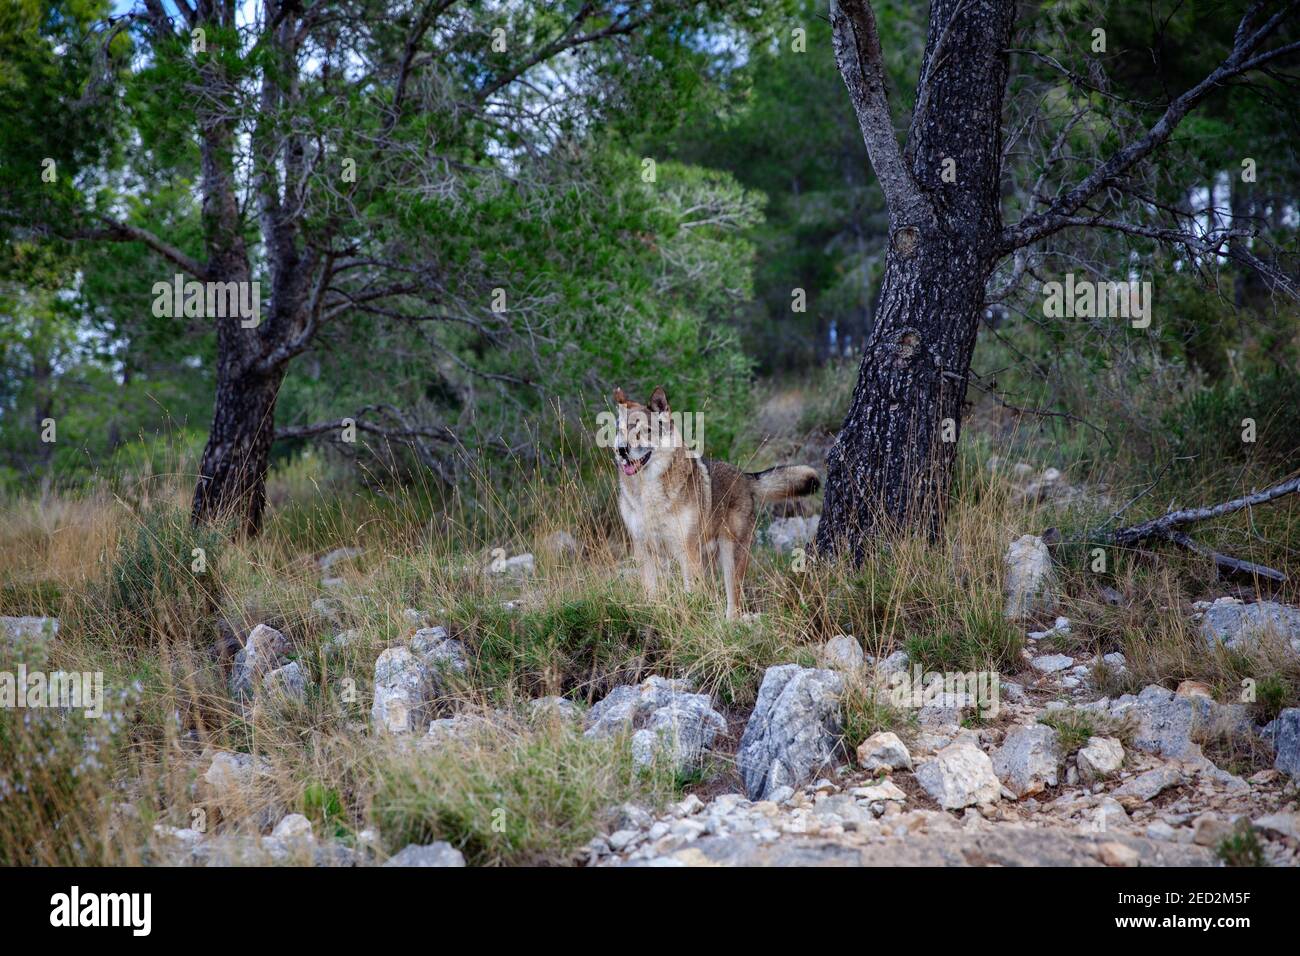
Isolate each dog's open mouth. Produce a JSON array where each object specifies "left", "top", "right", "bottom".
[{"left": 620, "top": 448, "right": 652, "bottom": 476}]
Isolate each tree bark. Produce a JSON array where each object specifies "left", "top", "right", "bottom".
[
  {"left": 817, "top": 0, "right": 1015, "bottom": 561},
  {"left": 192, "top": 361, "right": 286, "bottom": 536}
]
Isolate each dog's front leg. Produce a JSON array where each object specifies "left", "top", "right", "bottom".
[
  {"left": 677, "top": 535, "right": 705, "bottom": 592},
  {"left": 633, "top": 537, "right": 658, "bottom": 599},
  {"left": 718, "top": 538, "right": 741, "bottom": 619}
]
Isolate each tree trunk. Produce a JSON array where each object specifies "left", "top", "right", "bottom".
[
  {"left": 817, "top": 0, "right": 1015, "bottom": 561},
  {"left": 191, "top": 360, "right": 286, "bottom": 536},
  {"left": 817, "top": 232, "right": 991, "bottom": 558}
]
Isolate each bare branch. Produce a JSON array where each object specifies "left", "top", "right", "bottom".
[
  {"left": 1110, "top": 474, "right": 1300, "bottom": 547},
  {"left": 1090, "top": 473, "right": 1300, "bottom": 583},
  {"left": 72, "top": 216, "right": 211, "bottom": 281},
  {"left": 1000, "top": 2, "right": 1300, "bottom": 255},
  {"left": 830, "top": 0, "right": 926, "bottom": 223},
  {"left": 1166, "top": 531, "right": 1287, "bottom": 583},
  {"left": 275, "top": 404, "right": 456, "bottom": 483}
]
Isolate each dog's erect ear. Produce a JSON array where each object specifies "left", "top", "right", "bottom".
[
  {"left": 613, "top": 387, "right": 628, "bottom": 406},
  {"left": 648, "top": 386, "right": 669, "bottom": 414}
]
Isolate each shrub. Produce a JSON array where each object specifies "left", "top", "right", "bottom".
[
  {"left": 371, "top": 723, "right": 674, "bottom": 866},
  {"left": 94, "top": 506, "right": 225, "bottom": 647}
]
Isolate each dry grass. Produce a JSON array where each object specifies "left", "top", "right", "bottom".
[{"left": 2, "top": 394, "right": 1298, "bottom": 865}]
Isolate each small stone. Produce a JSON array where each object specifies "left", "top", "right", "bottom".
[
  {"left": 330, "top": 629, "right": 359, "bottom": 652},
  {"left": 1004, "top": 535, "right": 1059, "bottom": 619},
  {"left": 992, "top": 724, "right": 1062, "bottom": 797},
  {"left": 737, "top": 665, "right": 844, "bottom": 801},
  {"left": 850, "top": 780, "right": 907, "bottom": 803},
  {"left": 1252, "top": 812, "right": 1300, "bottom": 840},
  {"left": 230, "top": 624, "right": 290, "bottom": 698},
  {"left": 674, "top": 794, "right": 705, "bottom": 817},
  {"left": 528, "top": 695, "right": 580, "bottom": 722},
  {"left": 153, "top": 824, "right": 203, "bottom": 848},
  {"left": 1077, "top": 736, "right": 1124, "bottom": 783},
  {"left": 1192, "top": 814, "right": 1234, "bottom": 847},
  {"left": 383, "top": 842, "right": 466, "bottom": 867},
  {"left": 856, "top": 731, "right": 913, "bottom": 772},
  {"left": 766, "top": 786, "right": 795, "bottom": 805},
  {"left": 262, "top": 661, "right": 307, "bottom": 701},
  {"left": 608, "top": 829, "right": 640, "bottom": 852},
  {"left": 1096, "top": 841, "right": 1139, "bottom": 867},
  {"left": 1145, "top": 821, "right": 1178, "bottom": 841},
  {"left": 820, "top": 635, "right": 865, "bottom": 671},
  {"left": 371, "top": 646, "right": 433, "bottom": 735},
  {"left": 425, "top": 713, "right": 493, "bottom": 744},
  {"left": 915, "top": 743, "right": 1001, "bottom": 810},
  {"left": 1199, "top": 599, "right": 1300, "bottom": 651},
  {"left": 1113, "top": 766, "right": 1182, "bottom": 809},
  {"left": 876, "top": 650, "right": 910, "bottom": 679},
  {"left": 490, "top": 552, "right": 535, "bottom": 576},
  {"left": 1272, "top": 708, "right": 1300, "bottom": 779},
  {"left": 200, "top": 750, "right": 274, "bottom": 819},
  {"left": 1030, "top": 654, "right": 1074, "bottom": 674},
  {"left": 271, "top": 813, "right": 314, "bottom": 843}
]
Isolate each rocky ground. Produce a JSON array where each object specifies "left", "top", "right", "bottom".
[
  {"left": 7, "top": 476, "right": 1300, "bottom": 867},
  {"left": 578, "top": 528, "right": 1300, "bottom": 867}
]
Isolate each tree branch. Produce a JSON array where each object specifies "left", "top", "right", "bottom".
[
  {"left": 1000, "top": 1, "right": 1300, "bottom": 255},
  {"left": 275, "top": 404, "right": 456, "bottom": 483},
  {"left": 73, "top": 216, "right": 212, "bottom": 281},
  {"left": 1100, "top": 474, "right": 1300, "bottom": 583},
  {"left": 830, "top": 0, "right": 926, "bottom": 224}
]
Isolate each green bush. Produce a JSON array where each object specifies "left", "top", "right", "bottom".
[
  {"left": 1167, "top": 369, "right": 1300, "bottom": 471},
  {"left": 371, "top": 725, "right": 674, "bottom": 865},
  {"left": 451, "top": 583, "right": 661, "bottom": 701},
  {"left": 95, "top": 506, "right": 225, "bottom": 646}
]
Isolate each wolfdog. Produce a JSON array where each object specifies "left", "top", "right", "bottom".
[{"left": 612, "top": 386, "right": 820, "bottom": 618}]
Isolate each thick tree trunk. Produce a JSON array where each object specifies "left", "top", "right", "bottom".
[
  {"left": 192, "top": 360, "right": 286, "bottom": 536},
  {"left": 817, "top": 0, "right": 1015, "bottom": 561},
  {"left": 817, "top": 231, "right": 991, "bottom": 558}
]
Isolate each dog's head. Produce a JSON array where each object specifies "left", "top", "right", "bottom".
[{"left": 611, "top": 386, "right": 672, "bottom": 477}]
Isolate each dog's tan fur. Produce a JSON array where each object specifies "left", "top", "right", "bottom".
[{"left": 612, "top": 386, "right": 819, "bottom": 618}]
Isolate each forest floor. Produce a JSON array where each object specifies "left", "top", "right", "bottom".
[{"left": 2, "top": 384, "right": 1299, "bottom": 866}]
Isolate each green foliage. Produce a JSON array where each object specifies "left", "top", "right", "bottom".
[
  {"left": 1167, "top": 369, "right": 1300, "bottom": 471},
  {"left": 371, "top": 724, "right": 674, "bottom": 866},
  {"left": 302, "top": 782, "right": 348, "bottom": 840},
  {"left": 903, "top": 606, "right": 1025, "bottom": 675},
  {"left": 450, "top": 583, "right": 659, "bottom": 701},
  {"left": 95, "top": 506, "right": 225, "bottom": 646},
  {"left": 1216, "top": 821, "right": 1267, "bottom": 867},
  {"left": 1038, "top": 707, "right": 1136, "bottom": 757}
]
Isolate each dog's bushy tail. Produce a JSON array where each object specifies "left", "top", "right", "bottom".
[{"left": 746, "top": 465, "right": 820, "bottom": 503}]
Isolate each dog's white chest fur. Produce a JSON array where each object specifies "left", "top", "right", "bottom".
[{"left": 618, "top": 459, "right": 708, "bottom": 552}]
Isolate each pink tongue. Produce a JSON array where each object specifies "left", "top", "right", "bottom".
[{"left": 623, "top": 463, "right": 637, "bottom": 476}]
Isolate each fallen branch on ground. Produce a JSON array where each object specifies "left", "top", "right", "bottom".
[{"left": 1100, "top": 475, "right": 1300, "bottom": 584}]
